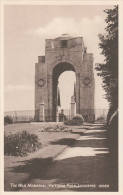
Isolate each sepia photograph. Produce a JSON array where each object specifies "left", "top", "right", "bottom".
[{"left": 0, "top": 0, "right": 121, "bottom": 193}]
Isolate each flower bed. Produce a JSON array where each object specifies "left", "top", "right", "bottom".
[{"left": 4, "top": 131, "right": 42, "bottom": 156}]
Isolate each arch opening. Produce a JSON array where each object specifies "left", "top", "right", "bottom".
[{"left": 52, "top": 62, "right": 76, "bottom": 121}]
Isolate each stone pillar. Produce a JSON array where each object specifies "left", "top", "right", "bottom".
[
  {"left": 71, "top": 96, "right": 76, "bottom": 119},
  {"left": 39, "top": 102, "right": 45, "bottom": 122},
  {"left": 56, "top": 110, "right": 59, "bottom": 122},
  {"left": 46, "top": 74, "right": 53, "bottom": 121},
  {"left": 76, "top": 73, "right": 80, "bottom": 114}
]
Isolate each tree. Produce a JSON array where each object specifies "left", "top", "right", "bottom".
[{"left": 96, "top": 6, "right": 118, "bottom": 118}]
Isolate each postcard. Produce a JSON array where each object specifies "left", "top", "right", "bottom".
[{"left": 0, "top": 0, "right": 123, "bottom": 194}]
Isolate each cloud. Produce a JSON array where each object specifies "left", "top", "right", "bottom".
[
  {"left": 32, "top": 16, "right": 105, "bottom": 38},
  {"left": 27, "top": 16, "right": 105, "bottom": 63}
]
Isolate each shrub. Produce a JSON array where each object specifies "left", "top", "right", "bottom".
[
  {"left": 72, "top": 114, "right": 84, "bottom": 121},
  {"left": 64, "top": 114, "right": 84, "bottom": 126},
  {"left": 4, "top": 131, "right": 42, "bottom": 156},
  {"left": 96, "top": 116, "right": 105, "bottom": 122},
  {"left": 40, "top": 124, "right": 72, "bottom": 132},
  {"left": 4, "top": 115, "right": 13, "bottom": 125}
]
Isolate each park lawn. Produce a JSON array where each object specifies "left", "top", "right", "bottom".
[
  {"left": 4, "top": 122, "right": 81, "bottom": 191},
  {"left": 4, "top": 122, "right": 80, "bottom": 146}
]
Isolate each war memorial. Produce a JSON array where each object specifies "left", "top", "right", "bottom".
[{"left": 35, "top": 34, "right": 95, "bottom": 122}]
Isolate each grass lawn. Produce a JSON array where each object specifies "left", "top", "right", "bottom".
[
  {"left": 4, "top": 122, "right": 82, "bottom": 191},
  {"left": 4, "top": 123, "right": 118, "bottom": 192},
  {"left": 4, "top": 122, "right": 80, "bottom": 146}
]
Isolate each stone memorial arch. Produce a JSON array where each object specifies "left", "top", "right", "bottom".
[{"left": 35, "top": 34, "right": 95, "bottom": 122}]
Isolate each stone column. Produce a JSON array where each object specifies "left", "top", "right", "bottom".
[
  {"left": 76, "top": 73, "right": 80, "bottom": 114},
  {"left": 46, "top": 74, "right": 53, "bottom": 121},
  {"left": 39, "top": 102, "right": 45, "bottom": 122},
  {"left": 71, "top": 96, "right": 76, "bottom": 119},
  {"left": 56, "top": 109, "right": 59, "bottom": 122}
]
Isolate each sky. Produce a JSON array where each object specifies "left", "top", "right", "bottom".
[{"left": 4, "top": 4, "right": 114, "bottom": 112}]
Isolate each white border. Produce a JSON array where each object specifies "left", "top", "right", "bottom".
[
  {"left": 119, "top": 0, "right": 123, "bottom": 194},
  {"left": 0, "top": 0, "right": 120, "bottom": 5},
  {"left": 0, "top": 0, "right": 122, "bottom": 195}
]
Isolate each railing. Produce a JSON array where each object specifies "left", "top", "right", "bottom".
[
  {"left": 4, "top": 110, "right": 35, "bottom": 123},
  {"left": 4, "top": 109, "right": 108, "bottom": 123}
]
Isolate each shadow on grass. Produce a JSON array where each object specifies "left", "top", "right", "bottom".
[
  {"left": 8, "top": 153, "right": 118, "bottom": 192},
  {"left": 50, "top": 138, "right": 109, "bottom": 148},
  {"left": 12, "top": 157, "right": 54, "bottom": 179},
  {"left": 5, "top": 123, "right": 118, "bottom": 192},
  {"left": 71, "top": 132, "right": 85, "bottom": 136},
  {"left": 74, "top": 139, "right": 108, "bottom": 148},
  {"left": 50, "top": 138, "right": 77, "bottom": 146},
  {"left": 70, "top": 125, "right": 105, "bottom": 131},
  {"left": 71, "top": 130, "right": 108, "bottom": 138}
]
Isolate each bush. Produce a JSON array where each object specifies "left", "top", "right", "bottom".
[
  {"left": 72, "top": 114, "right": 84, "bottom": 121},
  {"left": 96, "top": 116, "right": 105, "bottom": 122},
  {"left": 4, "top": 115, "right": 13, "bottom": 125},
  {"left": 40, "top": 124, "right": 72, "bottom": 132},
  {"left": 64, "top": 114, "right": 84, "bottom": 126},
  {"left": 4, "top": 131, "right": 42, "bottom": 156}
]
